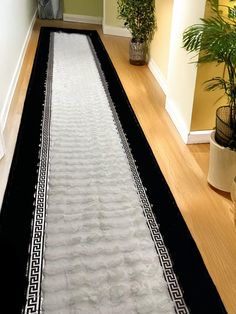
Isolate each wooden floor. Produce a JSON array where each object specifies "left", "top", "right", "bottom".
[{"left": 0, "top": 19, "right": 235, "bottom": 313}]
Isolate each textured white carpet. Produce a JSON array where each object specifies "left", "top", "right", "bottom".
[{"left": 41, "top": 32, "right": 175, "bottom": 314}]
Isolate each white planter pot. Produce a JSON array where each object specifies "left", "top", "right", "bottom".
[{"left": 207, "top": 131, "right": 236, "bottom": 192}]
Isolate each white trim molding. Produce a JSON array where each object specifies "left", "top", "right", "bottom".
[
  {"left": 165, "top": 98, "right": 212, "bottom": 144},
  {"left": 165, "top": 100, "right": 212, "bottom": 144},
  {"left": 187, "top": 130, "right": 212, "bottom": 144},
  {"left": 0, "top": 10, "right": 37, "bottom": 131},
  {"left": 165, "top": 99, "right": 212, "bottom": 144},
  {"left": 102, "top": 24, "right": 131, "bottom": 37},
  {"left": 148, "top": 58, "right": 168, "bottom": 95},
  {"left": 146, "top": 58, "right": 212, "bottom": 145},
  {"left": 63, "top": 14, "right": 102, "bottom": 25},
  {"left": 165, "top": 97, "right": 189, "bottom": 144},
  {"left": 0, "top": 128, "right": 5, "bottom": 160}
]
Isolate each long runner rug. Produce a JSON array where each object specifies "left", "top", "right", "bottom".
[{"left": 0, "top": 28, "right": 226, "bottom": 314}]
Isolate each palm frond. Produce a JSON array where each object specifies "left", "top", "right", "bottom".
[
  {"left": 228, "top": 5, "right": 236, "bottom": 20},
  {"left": 183, "top": 16, "right": 236, "bottom": 66},
  {"left": 183, "top": 24, "right": 204, "bottom": 52},
  {"left": 204, "top": 77, "right": 228, "bottom": 92}
]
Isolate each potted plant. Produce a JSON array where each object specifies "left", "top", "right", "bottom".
[
  {"left": 117, "top": 0, "right": 156, "bottom": 65},
  {"left": 182, "top": 0, "right": 236, "bottom": 192}
]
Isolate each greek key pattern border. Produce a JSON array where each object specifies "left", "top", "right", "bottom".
[
  {"left": 88, "top": 37, "right": 189, "bottom": 314},
  {"left": 23, "top": 33, "right": 54, "bottom": 314}
]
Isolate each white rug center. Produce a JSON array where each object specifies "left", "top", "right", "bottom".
[{"left": 41, "top": 33, "right": 175, "bottom": 314}]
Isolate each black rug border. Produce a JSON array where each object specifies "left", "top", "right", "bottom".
[{"left": 0, "top": 27, "right": 226, "bottom": 314}]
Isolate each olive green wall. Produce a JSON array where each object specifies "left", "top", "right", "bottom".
[
  {"left": 64, "top": 0, "right": 122, "bottom": 26},
  {"left": 64, "top": 0, "right": 103, "bottom": 17},
  {"left": 103, "top": 0, "right": 123, "bottom": 27},
  {"left": 191, "top": 63, "right": 225, "bottom": 131},
  {"left": 150, "top": 0, "right": 173, "bottom": 80}
]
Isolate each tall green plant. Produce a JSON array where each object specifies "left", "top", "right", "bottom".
[
  {"left": 117, "top": 0, "right": 156, "bottom": 43},
  {"left": 183, "top": 0, "right": 236, "bottom": 149}
]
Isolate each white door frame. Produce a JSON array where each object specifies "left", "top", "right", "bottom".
[{"left": 0, "top": 127, "right": 5, "bottom": 159}]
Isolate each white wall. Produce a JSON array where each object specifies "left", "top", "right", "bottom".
[
  {"left": 165, "top": 0, "right": 206, "bottom": 143},
  {"left": 0, "top": 0, "right": 37, "bottom": 137}
]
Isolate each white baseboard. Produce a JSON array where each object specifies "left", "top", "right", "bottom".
[
  {"left": 63, "top": 13, "right": 102, "bottom": 25},
  {"left": 0, "top": 10, "right": 37, "bottom": 132},
  {"left": 165, "top": 98, "right": 213, "bottom": 144},
  {"left": 165, "top": 97, "right": 189, "bottom": 144},
  {"left": 102, "top": 23, "right": 131, "bottom": 37},
  {"left": 187, "top": 130, "right": 212, "bottom": 144},
  {"left": 147, "top": 58, "right": 212, "bottom": 145},
  {"left": 148, "top": 58, "right": 168, "bottom": 95}
]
